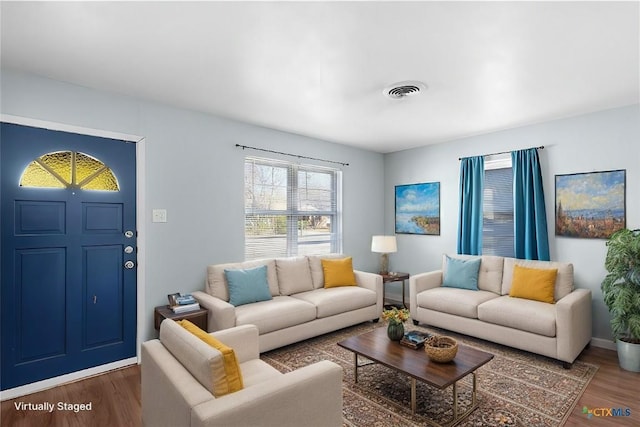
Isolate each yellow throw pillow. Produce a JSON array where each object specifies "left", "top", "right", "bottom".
[
  {"left": 178, "top": 320, "right": 243, "bottom": 396},
  {"left": 509, "top": 265, "right": 558, "bottom": 304},
  {"left": 321, "top": 257, "right": 357, "bottom": 288}
]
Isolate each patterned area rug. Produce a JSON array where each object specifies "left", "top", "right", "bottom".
[{"left": 262, "top": 322, "right": 598, "bottom": 427}]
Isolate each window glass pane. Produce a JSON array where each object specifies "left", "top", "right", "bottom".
[
  {"left": 483, "top": 167, "right": 514, "bottom": 257},
  {"left": 81, "top": 168, "right": 119, "bottom": 191},
  {"left": 75, "top": 152, "right": 105, "bottom": 183},
  {"left": 20, "top": 161, "right": 66, "bottom": 188},
  {"left": 244, "top": 214, "right": 288, "bottom": 259},
  {"left": 298, "top": 170, "right": 333, "bottom": 211},
  {"left": 245, "top": 162, "right": 287, "bottom": 211},
  {"left": 296, "top": 214, "right": 333, "bottom": 255},
  {"left": 40, "top": 151, "right": 72, "bottom": 184}
]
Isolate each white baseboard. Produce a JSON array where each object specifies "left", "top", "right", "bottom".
[
  {"left": 590, "top": 337, "right": 617, "bottom": 351},
  {"left": 0, "top": 357, "right": 138, "bottom": 401}
]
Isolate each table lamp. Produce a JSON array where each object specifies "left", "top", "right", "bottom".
[{"left": 371, "top": 235, "right": 397, "bottom": 275}]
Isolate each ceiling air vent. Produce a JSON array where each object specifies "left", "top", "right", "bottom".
[{"left": 384, "top": 81, "right": 427, "bottom": 99}]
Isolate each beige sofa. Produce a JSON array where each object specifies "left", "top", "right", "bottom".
[
  {"left": 192, "top": 255, "right": 383, "bottom": 352},
  {"left": 142, "top": 321, "right": 343, "bottom": 427},
  {"left": 409, "top": 255, "right": 592, "bottom": 367}
]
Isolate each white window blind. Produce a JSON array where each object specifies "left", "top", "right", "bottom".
[
  {"left": 244, "top": 156, "right": 342, "bottom": 260},
  {"left": 483, "top": 157, "right": 514, "bottom": 257}
]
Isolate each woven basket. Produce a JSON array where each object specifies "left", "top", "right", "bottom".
[{"left": 424, "top": 335, "right": 458, "bottom": 363}]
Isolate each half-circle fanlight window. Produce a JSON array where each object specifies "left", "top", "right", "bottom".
[{"left": 20, "top": 151, "right": 120, "bottom": 191}]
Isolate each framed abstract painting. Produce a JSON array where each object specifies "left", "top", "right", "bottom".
[
  {"left": 555, "top": 169, "right": 626, "bottom": 239},
  {"left": 395, "top": 182, "right": 440, "bottom": 235}
]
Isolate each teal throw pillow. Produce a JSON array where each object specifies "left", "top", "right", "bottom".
[
  {"left": 225, "top": 265, "right": 272, "bottom": 306},
  {"left": 442, "top": 256, "right": 481, "bottom": 290}
]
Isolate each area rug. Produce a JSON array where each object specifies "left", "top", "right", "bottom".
[{"left": 262, "top": 322, "right": 598, "bottom": 427}]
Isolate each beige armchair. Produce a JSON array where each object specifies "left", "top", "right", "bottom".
[{"left": 142, "top": 321, "right": 343, "bottom": 427}]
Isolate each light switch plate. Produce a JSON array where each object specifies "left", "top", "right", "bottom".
[{"left": 152, "top": 209, "right": 167, "bottom": 223}]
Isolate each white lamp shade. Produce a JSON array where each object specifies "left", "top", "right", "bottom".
[{"left": 371, "top": 235, "right": 397, "bottom": 253}]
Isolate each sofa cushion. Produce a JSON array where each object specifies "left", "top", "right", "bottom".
[
  {"left": 442, "top": 256, "right": 481, "bottom": 290},
  {"left": 502, "top": 258, "right": 573, "bottom": 300},
  {"left": 178, "top": 320, "right": 244, "bottom": 396},
  {"left": 276, "top": 256, "right": 314, "bottom": 295},
  {"left": 417, "top": 287, "right": 499, "bottom": 319},
  {"left": 159, "top": 319, "right": 229, "bottom": 397},
  {"left": 207, "top": 259, "right": 279, "bottom": 301},
  {"left": 308, "top": 253, "right": 346, "bottom": 289},
  {"left": 509, "top": 265, "right": 557, "bottom": 304},
  {"left": 292, "top": 287, "right": 377, "bottom": 318},
  {"left": 225, "top": 266, "right": 273, "bottom": 306},
  {"left": 238, "top": 359, "right": 282, "bottom": 388},
  {"left": 322, "top": 257, "right": 357, "bottom": 288},
  {"left": 234, "top": 296, "right": 316, "bottom": 334},
  {"left": 442, "top": 254, "right": 503, "bottom": 294},
  {"left": 477, "top": 295, "right": 557, "bottom": 337}
]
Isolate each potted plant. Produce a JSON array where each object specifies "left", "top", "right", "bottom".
[
  {"left": 381, "top": 307, "right": 410, "bottom": 341},
  {"left": 601, "top": 228, "right": 640, "bottom": 372}
]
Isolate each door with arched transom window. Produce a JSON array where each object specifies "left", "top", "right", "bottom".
[{"left": 1, "top": 122, "right": 137, "bottom": 390}]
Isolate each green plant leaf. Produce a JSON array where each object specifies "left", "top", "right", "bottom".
[{"left": 601, "top": 228, "right": 640, "bottom": 341}]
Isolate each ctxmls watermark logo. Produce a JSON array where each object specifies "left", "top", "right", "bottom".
[{"left": 583, "top": 406, "right": 631, "bottom": 419}]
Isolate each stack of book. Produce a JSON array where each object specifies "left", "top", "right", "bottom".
[
  {"left": 400, "top": 330, "right": 432, "bottom": 349},
  {"left": 170, "top": 294, "right": 200, "bottom": 313}
]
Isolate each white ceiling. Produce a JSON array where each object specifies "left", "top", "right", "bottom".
[{"left": 1, "top": 1, "right": 638, "bottom": 153}]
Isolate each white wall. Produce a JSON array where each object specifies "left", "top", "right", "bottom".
[
  {"left": 384, "top": 104, "right": 640, "bottom": 343},
  {"left": 1, "top": 70, "right": 385, "bottom": 342}
]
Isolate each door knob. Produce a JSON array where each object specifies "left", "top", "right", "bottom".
[{"left": 124, "top": 260, "right": 135, "bottom": 269}]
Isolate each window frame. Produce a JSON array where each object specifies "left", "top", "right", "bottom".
[{"left": 244, "top": 156, "right": 342, "bottom": 260}]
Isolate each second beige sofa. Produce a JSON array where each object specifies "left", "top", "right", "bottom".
[{"left": 410, "top": 255, "right": 592, "bottom": 367}]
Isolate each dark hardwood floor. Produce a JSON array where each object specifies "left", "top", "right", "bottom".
[
  {"left": 1, "top": 366, "right": 140, "bottom": 427},
  {"left": 565, "top": 345, "right": 640, "bottom": 427},
  {"left": 1, "top": 344, "right": 638, "bottom": 426}
]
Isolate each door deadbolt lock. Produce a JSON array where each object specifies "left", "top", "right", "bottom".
[
  {"left": 124, "top": 260, "right": 135, "bottom": 269},
  {"left": 124, "top": 230, "right": 134, "bottom": 238},
  {"left": 124, "top": 246, "right": 134, "bottom": 254}
]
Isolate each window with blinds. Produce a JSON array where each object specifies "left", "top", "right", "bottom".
[
  {"left": 483, "top": 157, "right": 514, "bottom": 257},
  {"left": 244, "top": 156, "right": 342, "bottom": 260}
]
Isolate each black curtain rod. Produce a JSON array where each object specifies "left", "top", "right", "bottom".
[
  {"left": 459, "top": 145, "right": 544, "bottom": 161},
  {"left": 235, "top": 144, "right": 349, "bottom": 166}
]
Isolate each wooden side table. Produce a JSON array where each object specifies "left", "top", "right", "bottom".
[
  {"left": 154, "top": 305, "right": 209, "bottom": 331},
  {"left": 381, "top": 272, "right": 410, "bottom": 308}
]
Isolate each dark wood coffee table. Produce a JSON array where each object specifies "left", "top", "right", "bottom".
[{"left": 337, "top": 327, "right": 493, "bottom": 427}]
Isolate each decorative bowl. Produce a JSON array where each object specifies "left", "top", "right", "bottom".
[{"left": 424, "top": 335, "right": 458, "bottom": 363}]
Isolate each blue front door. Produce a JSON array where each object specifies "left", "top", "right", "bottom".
[{"left": 1, "top": 123, "right": 137, "bottom": 390}]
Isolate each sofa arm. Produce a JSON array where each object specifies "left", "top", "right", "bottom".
[
  {"left": 556, "top": 288, "right": 592, "bottom": 363},
  {"left": 355, "top": 270, "right": 381, "bottom": 291},
  {"left": 192, "top": 290, "right": 235, "bottom": 332},
  {"left": 355, "top": 270, "right": 384, "bottom": 314},
  {"left": 192, "top": 360, "right": 343, "bottom": 427},
  {"left": 211, "top": 325, "right": 259, "bottom": 363},
  {"left": 409, "top": 270, "right": 443, "bottom": 319}
]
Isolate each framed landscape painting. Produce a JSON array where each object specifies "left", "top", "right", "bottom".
[
  {"left": 395, "top": 182, "right": 440, "bottom": 235},
  {"left": 555, "top": 169, "right": 626, "bottom": 239}
]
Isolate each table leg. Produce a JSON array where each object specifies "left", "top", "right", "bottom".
[
  {"left": 453, "top": 381, "right": 458, "bottom": 420},
  {"left": 404, "top": 371, "right": 480, "bottom": 427},
  {"left": 411, "top": 377, "right": 416, "bottom": 414},
  {"left": 472, "top": 372, "right": 477, "bottom": 406},
  {"left": 402, "top": 279, "right": 407, "bottom": 308},
  {"left": 354, "top": 353, "right": 358, "bottom": 383}
]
